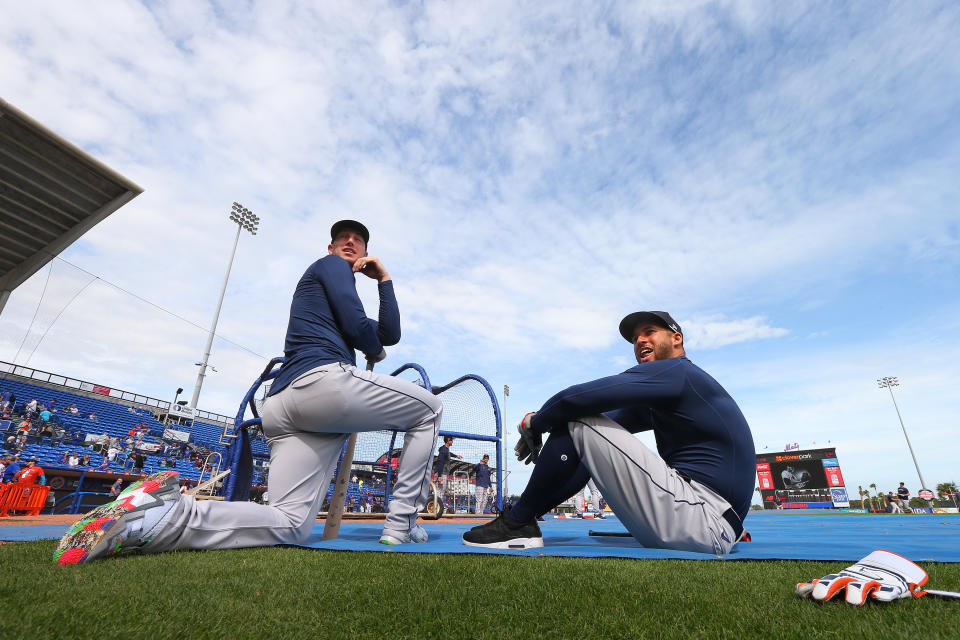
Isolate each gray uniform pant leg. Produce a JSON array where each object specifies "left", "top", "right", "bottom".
[
  {"left": 148, "top": 362, "right": 441, "bottom": 552},
  {"left": 475, "top": 486, "right": 489, "bottom": 514},
  {"left": 568, "top": 415, "right": 738, "bottom": 555},
  {"left": 586, "top": 478, "right": 601, "bottom": 512}
]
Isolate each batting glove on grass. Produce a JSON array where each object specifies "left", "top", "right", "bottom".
[
  {"left": 514, "top": 412, "right": 542, "bottom": 465},
  {"left": 796, "top": 550, "right": 928, "bottom": 605}
]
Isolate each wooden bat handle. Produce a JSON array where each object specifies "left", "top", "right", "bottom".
[{"left": 322, "top": 358, "right": 376, "bottom": 540}]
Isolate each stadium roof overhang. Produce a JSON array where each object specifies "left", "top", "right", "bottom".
[{"left": 0, "top": 97, "right": 143, "bottom": 313}]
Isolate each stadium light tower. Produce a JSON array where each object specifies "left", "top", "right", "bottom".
[
  {"left": 190, "top": 202, "right": 259, "bottom": 409},
  {"left": 877, "top": 376, "right": 929, "bottom": 491}
]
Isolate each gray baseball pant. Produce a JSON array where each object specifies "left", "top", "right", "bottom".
[
  {"left": 569, "top": 415, "right": 741, "bottom": 555},
  {"left": 147, "top": 362, "right": 442, "bottom": 552},
  {"left": 475, "top": 486, "right": 490, "bottom": 514}
]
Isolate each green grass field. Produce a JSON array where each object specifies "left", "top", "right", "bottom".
[{"left": 2, "top": 541, "right": 959, "bottom": 639}]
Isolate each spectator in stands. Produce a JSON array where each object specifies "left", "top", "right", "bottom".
[
  {"left": 48, "top": 399, "right": 57, "bottom": 412},
  {"left": 96, "top": 456, "right": 110, "bottom": 471},
  {"left": 25, "top": 398, "right": 38, "bottom": 416},
  {"left": 0, "top": 390, "right": 10, "bottom": 412},
  {"left": 68, "top": 404, "right": 78, "bottom": 414},
  {"left": 12, "top": 433, "right": 27, "bottom": 452},
  {"left": 59, "top": 451, "right": 70, "bottom": 464},
  {"left": 107, "top": 443, "right": 119, "bottom": 461},
  {"left": 71, "top": 431, "right": 83, "bottom": 445},
  {"left": 2, "top": 453, "right": 20, "bottom": 482},
  {"left": 17, "top": 417, "right": 32, "bottom": 434},
  {"left": 68, "top": 452, "right": 79, "bottom": 466},
  {"left": 39, "top": 407, "right": 52, "bottom": 423},
  {"left": 80, "top": 453, "right": 91, "bottom": 467},
  {"left": 96, "top": 432, "right": 109, "bottom": 453},
  {"left": 87, "top": 411, "right": 97, "bottom": 421},
  {"left": 5, "top": 393, "right": 15, "bottom": 414},
  {"left": 16, "top": 457, "right": 45, "bottom": 485},
  {"left": 125, "top": 436, "right": 135, "bottom": 452}
]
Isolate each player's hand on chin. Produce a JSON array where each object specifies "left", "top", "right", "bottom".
[{"left": 353, "top": 256, "right": 390, "bottom": 282}]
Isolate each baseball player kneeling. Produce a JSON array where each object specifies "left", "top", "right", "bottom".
[
  {"left": 55, "top": 220, "right": 443, "bottom": 565},
  {"left": 463, "top": 311, "right": 754, "bottom": 554}
]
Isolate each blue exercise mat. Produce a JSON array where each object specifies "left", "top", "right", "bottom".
[
  {"left": 290, "top": 514, "right": 960, "bottom": 562},
  {"left": 5, "top": 513, "right": 959, "bottom": 562}
]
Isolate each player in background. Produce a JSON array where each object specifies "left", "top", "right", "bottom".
[
  {"left": 463, "top": 311, "right": 755, "bottom": 553},
  {"left": 584, "top": 478, "right": 603, "bottom": 517},
  {"left": 55, "top": 220, "right": 443, "bottom": 565},
  {"left": 897, "top": 482, "right": 911, "bottom": 513},
  {"left": 472, "top": 454, "right": 493, "bottom": 515},
  {"left": 432, "top": 435, "right": 462, "bottom": 491}
]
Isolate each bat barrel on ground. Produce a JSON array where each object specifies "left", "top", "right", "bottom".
[
  {"left": 322, "top": 359, "right": 375, "bottom": 540},
  {"left": 588, "top": 530, "right": 632, "bottom": 537}
]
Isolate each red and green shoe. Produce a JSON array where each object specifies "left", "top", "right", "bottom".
[{"left": 54, "top": 470, "right": 182, "bottom": 565}]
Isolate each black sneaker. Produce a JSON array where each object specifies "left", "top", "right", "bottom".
[{"left": 462, "top": 510, "right": 543, "bottom": 549}]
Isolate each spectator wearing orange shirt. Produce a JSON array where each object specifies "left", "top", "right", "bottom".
[{"left": 16, "top": 457, "right": 45, "bottom": 485}]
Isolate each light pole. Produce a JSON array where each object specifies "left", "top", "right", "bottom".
[
  {"left": 877, "top": 376, "right": 929, "bottom": 492},
  {"left": 503, "top": 384, "right": 509, "bottom": 501},
  {"left": 165, "top": 387, "right": 184, "bottom": 426},
  {"left": 190, "top": 202, "right": 259, "bottom": 409}
]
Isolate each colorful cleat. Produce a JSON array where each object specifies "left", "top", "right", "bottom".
[{"left": 53, "top": 470, "right": 182, "bottom": 565}]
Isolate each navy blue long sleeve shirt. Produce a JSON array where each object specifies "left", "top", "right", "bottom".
[
  {"left": 269, "top": 255, "right": 401, "bottom": 396},
  {"left": 530, "top": 357, "right": 755, "bottom": 520}
]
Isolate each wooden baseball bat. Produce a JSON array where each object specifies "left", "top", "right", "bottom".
[
  {"left": 588, "top": 530, "right": 632, "bottom": 537},
  {"left": 322, "top": 359, "right": 375, "bottom": 540}
]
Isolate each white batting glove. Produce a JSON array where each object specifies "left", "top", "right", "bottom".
[
  {"left": 513, "top": 412, "right": 542, "bottom": 465},
  {"left": 795, "top": 550, "right": 928, "bottom": 605}
]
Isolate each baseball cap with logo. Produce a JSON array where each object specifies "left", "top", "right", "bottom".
[
  {"left": 330, "top": 220, "right": 370, "bottom": 246},
  {"left": 618, "top": 311, "right": 682, "bottom": 342}
]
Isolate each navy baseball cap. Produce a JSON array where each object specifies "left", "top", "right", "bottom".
[
  {"left": 619, "top": 311, "right": 682, "bottom": 342},
  {"left": 330, "top": 220, "right": 369, "bottom": 245}
]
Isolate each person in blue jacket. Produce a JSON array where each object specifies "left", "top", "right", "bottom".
[
  {"left": 463, "top": 311, "right": 755, "bottom": 554},
  {"left": 55, "top": 220, "right": 443, "bottom": 564}
]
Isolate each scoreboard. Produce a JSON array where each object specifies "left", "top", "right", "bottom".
[{"left": 755, "top": 448, "right": 850, "bottom": 509}]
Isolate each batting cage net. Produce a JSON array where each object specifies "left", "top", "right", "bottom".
[{"left": 224, "top": 360, "right": 503, "bottom": 515}]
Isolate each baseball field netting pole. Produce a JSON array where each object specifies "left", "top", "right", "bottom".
[
  {"left": 877, "top": 376, "right": 929, "bottom": 493},
  {"left": 503, "top": 384, "right": 509, "bottom": 504}
]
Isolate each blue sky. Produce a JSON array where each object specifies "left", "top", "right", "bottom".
[{"left": 1, "top": 1, "right": 958, "bottom": 500}]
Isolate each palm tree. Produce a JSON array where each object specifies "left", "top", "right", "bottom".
[
  {"left": 936, "top": 482, "right": 958, "bottom": 508},
  {"left": 870, "top": 483, "right": 883, "bottom": 512}
]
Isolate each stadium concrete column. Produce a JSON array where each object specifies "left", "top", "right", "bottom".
[{"left": 190, "top": 203, "right": 259, "bottom": 409}]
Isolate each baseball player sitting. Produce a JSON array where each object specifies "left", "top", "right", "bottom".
[
  {"left": 55, "top": 220, "right": 443, "bottom": 564},
  {"left": 463, "top": 311, "right": 754, "bottom": 554}
]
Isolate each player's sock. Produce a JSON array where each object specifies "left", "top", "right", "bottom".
[{"left": 510, "top": 427, "right": 590, "bottom": 523}]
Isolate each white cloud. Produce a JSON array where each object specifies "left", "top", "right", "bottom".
[{"left": 1, "top": 1, "right": 958, "bottom": 496}]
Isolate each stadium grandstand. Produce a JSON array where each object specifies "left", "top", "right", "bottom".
[{"left": 0, "top": 359, "right": 271, "bottom": 512}]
